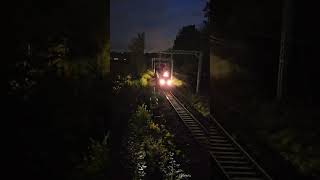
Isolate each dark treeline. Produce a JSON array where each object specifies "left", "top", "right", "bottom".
[
  {"left": 11, "top": 0, "right": 109, "bottom": 57},
  {"left": 211, "top": 0, "right": 320, "bottom": 102},
  {"left": 288, "top": 1, "right": 320, "bottom": 103},
  {"left": 210, "top": 0, "right": 320, "bottom": 178},
  {"left": 172, "top": 23, "right": 210, "bottom": 94},
  {"left": 8, "top": 1, "right": 110, "bottom": 179},
  {"left": 211, "top": 0, "right": 282, "bottom": 97}
]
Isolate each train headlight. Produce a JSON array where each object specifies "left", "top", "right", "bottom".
[
  {"left": 167, "top": 80, "right": 172, "bottom": 86},
  {"left": 163, "top": 71, "right": 169, "bottom": 77},
  {"left": 159, "top": 79, "right": 165, "bottom": 86}
]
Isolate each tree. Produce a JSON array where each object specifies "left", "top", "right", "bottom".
[
  {"left": 172, "top": 25, "right": 206, "bottom": 87},
  {"left": 128, "top": 33, "right": 146, "bottom": 76},
  {"left": 173, "top": 25, "right": 201, "bottom": 51}
]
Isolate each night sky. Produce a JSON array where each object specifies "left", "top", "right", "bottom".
[{"left": 111, "top": 0, "right": 207, "bottom": 52}]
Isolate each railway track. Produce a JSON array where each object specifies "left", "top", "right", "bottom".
[{"left": 163, "top": 90, "right": 272, "bottom": 180}]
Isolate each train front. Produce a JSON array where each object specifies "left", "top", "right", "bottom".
[
  {"left": 155, "top": 62, "right": 172, "bottom": 88},
  {"left": 158, "top": 70, "right": 172, "bottom": 87}
]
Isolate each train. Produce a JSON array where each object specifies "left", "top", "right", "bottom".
[{"left": 154, "top": 61, "right": 172, "bottom": 87}]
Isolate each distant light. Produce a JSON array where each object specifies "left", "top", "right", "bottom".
[
  {"left": 163, "top": 71, "right": 169, "bottom": 77},
  {"left": 114, "top": 58, "right": 119, "bottom": 61},
  {"left": 123, "top": 58, "right": 127, "bottom": 61},
  {"left": 159, "top": 79, "right": 165, "bottom": 86}
]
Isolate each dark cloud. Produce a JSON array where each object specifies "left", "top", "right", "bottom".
[{"left": 111, "top": 0, "right": 206, "bottom": 52}]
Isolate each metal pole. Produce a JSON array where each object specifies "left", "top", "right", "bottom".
[
  {"left": 27, "top": 43, "right": 31, "bottom": 57},
  {"left": 171, "top": 54, "right": 173, "bottom": 80},
  {"left": 196, "top": 53, "right": 203, "bottom": 93},
  {"left": 152, "top": 58, "right": 156, "bottom": 73},
  {"left": 277, "top": 0, "right": 293, "bottom": 100}
]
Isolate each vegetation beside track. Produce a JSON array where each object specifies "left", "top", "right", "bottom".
[
  {"left": 126, "top": 104, "right": 190, "bottom": 180},
  {"left": 112, "top": 71, "right": 190, "bottom": 179},
  {"left": 212, "top": 58, "right": 320, "bottom": 179},
  {"left": 173, "top": 86, "right": 210, "bottom": 118},
  {"left": 215, "top": 96, "right": 320, "bottom": 179}
]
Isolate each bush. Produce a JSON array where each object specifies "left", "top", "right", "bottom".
[
  {"left": 72, "top": 133, "right": 111, "bottom": 180},
  {"left": 190, "top": 94, "right": 210, "bottom": 117},
  {"left": 140, "top": 70, "right": 155, "bottom": 87},
  {"left": 270, "top": 128, "right": 320, "bottom": 176},
  {"left": 127, "top": 104, "right": 190, "bottom": 179}
]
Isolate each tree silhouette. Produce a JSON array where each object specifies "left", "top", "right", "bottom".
[
  {"left": 173, "top": 25, "right": 201, "bottom": 51},
  {"left": 128, "top": 32, "right": 146, "bottom": 75}
]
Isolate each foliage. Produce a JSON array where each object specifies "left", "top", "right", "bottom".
[
  {"left": 112, "top": 70, "right": 156, "bottom": 94},
  {"left": 161, "top": 152, "right": 191, "bottom": 180},
  {"left": 211, "top": 55, "right": 243, "bottom": 79},
  {"left": 269, "top": 127, "right": 320, "bottom": 176},
  {"left": 173, "top": 25, "right": 201, "bottom": 51},
  {"left": 174, "top": 87, "right": 210, "bottom": 118},
  {"left": 96, "top": 39, "right": 110, "bottom": 77},
  {"left": 191, "top": 95, "right": 210, "bottom": 117},
  {"left": 74, "top": 133, "right": 111, "bottom": 180},
  {"left": 127, "top": 104, "right": 190, "bottom": 179},
  {"left": 140, "top": 70, "right": 155, "bottom": 87},
  {"left": 131, "top": 104, "right": 152, "bottom": 132},
  {"left": 171, "top": 23, "right": 209, "bottom": 88},
  {"left": 8, "top": 35, "right": 112, "bottom": 180},
  {"left": 112, "top": 75, "right": 144, "bottom": 95},
  {"left": 172, "top": 77, "right": 184, "bottom": 87},
  {"left": 9, "top": 1, "right": 111, "bottom": 179}
]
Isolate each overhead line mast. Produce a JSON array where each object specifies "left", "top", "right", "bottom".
[{"left": 158, "top": 50, "right": 203, "bottom": 93}]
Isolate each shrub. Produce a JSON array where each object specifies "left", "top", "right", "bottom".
[
  {"left": 74, "top": 133, "right": 111, "bottom": 180},
  {"left": 127, "top": 104, "right": 190, "bottom": 179}
]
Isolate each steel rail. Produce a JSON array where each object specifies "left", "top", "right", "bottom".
[{"left": 164, "top": 90, "right": 273, "bottom": 180}]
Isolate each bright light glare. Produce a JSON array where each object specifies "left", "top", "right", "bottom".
[
  {"left": 167, "top": 80, "right": 172, "bottom": 86},
  {"left": 163, "top": 71, "right": 169, "bottom": 77},
  {"left": 159, "top": 79, "right": 165, "bottom": 86}
]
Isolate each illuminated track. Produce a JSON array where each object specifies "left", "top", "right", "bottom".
[{"left": 164, "top": 90, "right": 273, "bottom": 180}]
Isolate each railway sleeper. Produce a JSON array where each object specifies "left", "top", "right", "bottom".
[
  {"left": 183, "top": 119, "right": 197, "bottom": 122},
  {"left": 188, "top": 125, "right": 202, "bottom": 129},
  {"left": 190, "top": 130, "right": 205, "bottom": 134},
  {"left": 192, "top": 133, "right": 206, "bottom": 138},
  {"left": 212, "top": 151, "right": 241, "bottom": 156},
  {"left": 210, "top": 146, "right": 237, "bottom": 151},
  {"left": 187, "top": 123, "right": 201, "bottom": 126},
  {"left": 215, "top": 155, "right": 246, "bottom": 161},
  {"left": 209, "top": 131, "right": 220, "bottom": 135},
  {"left": 182, "top": 116, "right": 194, "bottom": 119},
  {"left": 178, "top": 114, "right": 190, "bottom": 117},
  {"left": 211, "top": 143, "right": 233, "bottom": 147},
  {"left": 210, "top": 135, "right": 227, "bottom": 139},
  {"left": 227, "top": 171, "right": 258, "bottom": 177},
  {"left": 219, "top": 160, "right": 249, "bottom": 165},
  {"left": 175, "top": 107, "right": 185, "bottom": 110},
  {"left": 210, "top": 139, "right": 229, "bottom": 143},
  {"left": 180, "top": 116, "right": 193, "bottom": 119},
  {"left": 231, "top": 177, "right": 264, "bottom": 180},
  {"left": 185, "top": 123, "right": 198, "bottom": 127},
  {"left": 183, "top": 122, "right": 198, "bottom": 125},
  {"left": 222, "top": 165, "right": 254, "bottom": 171},
  {"left": 185, "top": 121, "right": 199, "bottom": 124}
]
